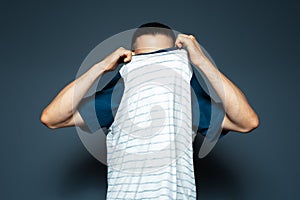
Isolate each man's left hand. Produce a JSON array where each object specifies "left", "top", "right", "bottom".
[{"left": 175, "top": 34, "right": 207, "bottom": 66}]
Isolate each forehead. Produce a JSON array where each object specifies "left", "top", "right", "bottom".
[
  {"left": 136, "top": 34, "right": 172, "bottom": 42},
  {"left": 135, "top": 34, "right": 174, "bottom": 47}
]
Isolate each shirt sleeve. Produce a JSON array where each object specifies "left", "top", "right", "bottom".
[
  {"left": 190, "top": 69, "right": 229, "bottom": 138},
  {"left": 77, "top": 71, "right": 124, "bottom": 133}
]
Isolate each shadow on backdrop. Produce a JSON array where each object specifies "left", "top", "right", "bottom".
[
  {"left": 59, "top": 152, "right": 108, "bottom": 199},
  {"left": 193, "top": 135, "right": 243, "bottom": 200},
  {"left": 58, "top": 136, "right": 242, "bottom": 200}
]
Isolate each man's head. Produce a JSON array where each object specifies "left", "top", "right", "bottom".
[{"left": 131, "top": 22, "right": 176, "bottom": 54}]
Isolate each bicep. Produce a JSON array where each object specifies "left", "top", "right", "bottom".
[{"left": 61, "top": 109, "right": 86, "bottom": 129}]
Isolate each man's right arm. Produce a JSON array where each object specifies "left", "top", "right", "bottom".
[{"left": 40, "top": 47, "right": 132, "bottom": 129}]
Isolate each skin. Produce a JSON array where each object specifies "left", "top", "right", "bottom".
[{"left": 41, "top": 33, "right": 259, "bottom": 133}]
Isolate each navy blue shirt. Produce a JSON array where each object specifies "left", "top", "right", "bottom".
[{"left": 78, "top": 48, "right": 229, "bottom": 139}]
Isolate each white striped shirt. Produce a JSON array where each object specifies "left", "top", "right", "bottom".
[{"left": 106, "top": 49, "right": 197, "bottom": 199}]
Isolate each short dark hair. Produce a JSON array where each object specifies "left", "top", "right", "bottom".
[{"left": 131, "top": 22, "right": 176, "bottom": 50}]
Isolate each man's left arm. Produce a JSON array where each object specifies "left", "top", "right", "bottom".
[{"left": 175, "top": 34, "right": 259, "bottom": 133}]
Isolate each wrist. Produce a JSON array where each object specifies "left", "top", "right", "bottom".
[
  {"left": 92, "top": 61, "right": 107, "bottom": 75},
  {"left": 193, "top": 56, "right": 207, "bottom": 68}
]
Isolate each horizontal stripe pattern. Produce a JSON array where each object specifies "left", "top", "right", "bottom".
[{"left": 106, "top": 49, "right": 196, "bottom": 199}]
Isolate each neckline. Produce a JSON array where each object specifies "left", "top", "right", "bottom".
[{"left": 133, "top": 47, "right": 179, "bottom": 56}]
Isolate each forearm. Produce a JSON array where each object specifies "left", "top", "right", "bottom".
[
  {"left": 195, "top": 57, "right": 259, "bottom": 132},
  {"left": 41, "top": 61, "right": 106, "bottom": 128}
]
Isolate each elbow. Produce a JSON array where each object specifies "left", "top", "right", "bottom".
[
  {"left": 240, "top": 113, "right": 260, "bottom": 133},
  {"left": 40, "top": 110, "right": 58, "bottom": 129}
]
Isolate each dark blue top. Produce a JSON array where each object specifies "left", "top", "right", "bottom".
[{"left": 77, "top": 47, "right": 229, "bottom": 139}]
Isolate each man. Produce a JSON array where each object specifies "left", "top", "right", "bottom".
[
  {"left": 40, "top": 22, "right": 258, "bottom": 132},
  {"left": 41, "top": 22, "right": 259, "bottom": 199}
]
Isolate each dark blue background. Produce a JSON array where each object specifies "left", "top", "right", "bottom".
[{"left": 1, "top": 0, "right": 299, "bottom": 199}]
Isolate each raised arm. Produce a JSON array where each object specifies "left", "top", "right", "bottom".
[
  {"left": 175, "top": 34, "right": 259, "bottom": 133},
  {"left": 40, "top": 47, "right": 132, "bottom": 129}
]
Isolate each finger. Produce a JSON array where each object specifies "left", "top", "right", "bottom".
[
  {"left": 175, "top": 40, "right": 183, "bottom": 49},
  {"left": 123, "top": 50, "right": 132, "bottom": 62},
  {"left": 177, "top": 33, "right": 188, "bottom": 38},
  {"left": 175, "top": 34, "right": 186, "bottom": 49},
  {"left": 176, "top": 33, "right": 196, "bottom": 49},
  {"left": 175, "top": 34, "right": 183, "bottom": 48}
]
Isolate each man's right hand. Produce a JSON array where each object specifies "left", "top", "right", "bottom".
[{"left": 101, "top": 47, "right": 133, "bottom": 72}]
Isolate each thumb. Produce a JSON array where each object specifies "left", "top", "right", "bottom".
[
  {"left": 123, "top": 50, "right": 132, "bottom": 62},
  {"left": 175, "top": 39, "right": 183, "bottom": 49}
]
